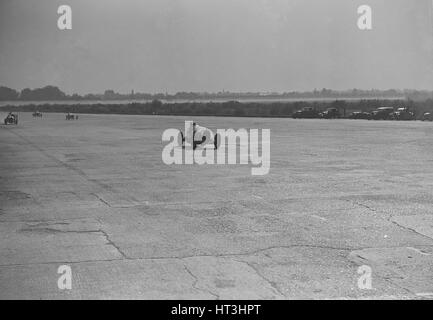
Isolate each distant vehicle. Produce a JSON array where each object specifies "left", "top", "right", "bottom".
[
  {"left": 422, "top": 112, "right": 433, "bottom": 121},
  {"left": 292, "top": 107, "right": 320, "bottom": 119},
  {"left": 391, "top": 107, "right": 415, "bottom": 121},
  {"left": 320, "top": 108, "right": 341, "bottom": 119},
  {"left": 4, "top": 112, "right": 18, "bottom": 125},
  {"left": 32, "top": 111, "right": 43, "bottom": 118},
  {"left": 371, "top": 107, "right": 394, "bottom": 120},
  {"left": 65, "top": 113, "right": 78, "bottom": 120},
  {"left": 348, "top": 111, "right": 371, "bottom": 120}
]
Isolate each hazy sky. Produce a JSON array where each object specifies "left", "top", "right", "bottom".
[{"left": 0, "top": 0, "right": 432, "bottom": 94}]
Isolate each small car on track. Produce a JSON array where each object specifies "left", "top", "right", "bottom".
[
  {"left": 65, "top": 113, "right": 78, "bottom": 120},
  {"left": 4, "top": 113, "right": 18, "bottom": 125}
]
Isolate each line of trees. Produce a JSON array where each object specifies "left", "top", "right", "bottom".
[
  {"left": 1, "top": 85, "right": 433, "bottom": 102},
  {"left": 4, "top": 99, "right": 433, "bottom": 120},
  {"left": 0, "top": 86, "right": 66, "bottom": 101},
  {"left": 0, "top": 86, "right": 19, "bottom": 100}
]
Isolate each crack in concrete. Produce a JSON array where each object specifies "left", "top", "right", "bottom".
[
  {"left": 343, "top": 199, "right": 382, "bottom": 216},
  {"left": 20, "top": 227, "right": 101, "bottom": 235},
  {"left": 353, "top": 201, "right": 378, "bottom": 213},
  {"left": 234, "top": 259, "right": 284, "bottom": 298},
  {"left": 91, "top": 193, "right": 112, "bottom": 208},
  {"left": 406, "top": 247, "right": 431, "bottom": 256},
  {"left": 97, "top": 228, "right": 129, "bottom": 259},
  {"left": 28, "top": 222, "right": 70, "bottom": 227},
  {"left": 183, "top": 264, "right": 219, "bottom": 300},
  {"left": 91, "top": 193, "right": 144, "bottom": 209},
  {"left": 389, "top": 219, "right": 433, "bottom": 242},
  {"left": 0, "top": 243, "right": 375, "bottom": 268},
  {"left": 4, "top": 242, "right": 433, "bottom": 269},
  {"left": 18, "top": 224, "right": 129, "bottom": 260},
  {"left": 138, "top": 244, "right": 358, "bottom": 262},
  {"left": 0, "top": 217, "right": 90, "bottom": 223},
  {"left": 347, "top": 199, "right": 433, "bottom": 242}
]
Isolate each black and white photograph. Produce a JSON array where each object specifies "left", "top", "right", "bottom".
[{"left": 1, "top": 0, "right": 433, "bottom": 303}]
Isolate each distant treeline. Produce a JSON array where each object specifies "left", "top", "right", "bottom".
[
  {"left": 1, "top": 85, "right": 433, "bottom": 102},
  {"left": 3, "top": 99, "right": 433, "bottom": 119}
]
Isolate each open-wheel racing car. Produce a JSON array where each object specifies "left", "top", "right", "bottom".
[
  {"left": 4, "top": 113, "right": 18, "bottom": 125},
  {"left": 179, "top": 123, "right": 220, "bottom": 150}
]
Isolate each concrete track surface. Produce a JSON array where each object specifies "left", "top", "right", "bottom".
[{"left": 1, "top": 112, "right": 433, "bottom": 299}]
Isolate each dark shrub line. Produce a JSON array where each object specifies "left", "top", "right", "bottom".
[{"left": 3, "top": 99, "right": 433, "bottom": 120}]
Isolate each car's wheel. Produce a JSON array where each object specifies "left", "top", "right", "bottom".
[
  {"left": 178, "top": 131, "right": 185, "bottom": 147},
  {"left": 214, "top": 133, "right": 220, "bottom": 150}
]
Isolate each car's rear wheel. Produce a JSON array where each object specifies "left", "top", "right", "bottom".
[{"left": 214, "top": 133, "right": 220, "bottom": 149}]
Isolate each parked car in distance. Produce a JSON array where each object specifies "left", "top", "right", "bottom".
[
  {"left": 292, "top": 107, "right": 320, "bottom": 119},
  {"left": 391, "top": 107, "right": 415, "bottom": 121},
  {"left": 320, "top": 108, "right": 341, "bottom": 119},
  {"left": 371, "top": 107, "right": 394, "bottom": 120},
  {"left": 348, "top": 111, "right": 371, "bottom": 120},
  {"left": 422, "top": 112, "right": 433, "bottom": 121}
]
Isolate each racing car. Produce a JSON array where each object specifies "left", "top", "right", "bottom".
[
  {"left": 179, "top": 123, "right": 219, "bottom": 150},
  {"left": 4, "top": 113, "right": 18, "bottom": 125}
]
